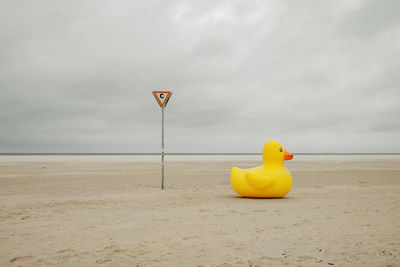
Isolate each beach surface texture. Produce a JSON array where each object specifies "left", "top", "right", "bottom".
[{"left": 1, "top": 155, "right": 399, "bottom": 266}]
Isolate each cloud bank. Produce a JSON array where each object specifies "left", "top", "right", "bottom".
[{"left": 0, "top": 0, "right": 399, "bottom": 153}]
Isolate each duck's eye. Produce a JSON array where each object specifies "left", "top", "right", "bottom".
[{"left": 280, "top": 147, "right": 283, "bottom": 152}]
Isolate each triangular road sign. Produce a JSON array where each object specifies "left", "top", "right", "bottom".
[{"left": 153, "top": 91, "right": 172, "bottom": 108}]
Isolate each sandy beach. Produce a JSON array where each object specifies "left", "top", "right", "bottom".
[{"left": 0, "top": 155, "right": 399, "bottom": 266}]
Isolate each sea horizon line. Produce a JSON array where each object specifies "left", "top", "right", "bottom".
[{"left": 1, "top": 153, "right": 399, "bottom": 156}]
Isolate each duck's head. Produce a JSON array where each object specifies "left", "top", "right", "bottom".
[{"left": 262, "top": 140, "right": 293, "bottom": 165}]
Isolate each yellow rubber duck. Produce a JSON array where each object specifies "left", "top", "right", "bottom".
[{"left": 231, "top": 140, "right": 293, "bottom": 198}]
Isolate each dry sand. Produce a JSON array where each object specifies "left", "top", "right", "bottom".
[{"left": 0, "top": 155, "right": 399, "bottom": 266}]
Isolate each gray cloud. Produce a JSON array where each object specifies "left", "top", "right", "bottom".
[
  {"left": 338, "top": 0, "right": 400, "bottom": 38},
  {"left": 0, "top": 0, "right": 399, "bottom": 153}
]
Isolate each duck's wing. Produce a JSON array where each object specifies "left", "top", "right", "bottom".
[{"left": 245, "top": 172, "right": 275, "bottom": 189}]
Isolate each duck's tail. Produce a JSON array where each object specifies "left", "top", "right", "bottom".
[
  {"left": 231, "top": 167, "right": 245, "bottom": 193},
  {"left": 231, "top": 166, "right": 244, "bottom": 178}
]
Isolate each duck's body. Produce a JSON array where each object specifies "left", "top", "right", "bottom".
[{"left": 231, "top": 140, "right": 293, "bottom": 198}]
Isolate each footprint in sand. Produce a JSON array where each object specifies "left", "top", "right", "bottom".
[
  {"left": 183, "top": 235, "right": 199, "bottom": 240},
  {"left": 198, "top": 209, "right": 209, "bottom": 212},
  {"left": 96, "top": 259, "right": 111, "bottom": 264},
  {"left": 105, "top": 245, "right": 118, "bottom": 250},
  {"left": 57, "top": 248, "right": 74, "bottom": 254},
  {"left": 253, "top": 209, "right": 267, "bottom": 212},
  {"left": 9, "top": 255, "right": 33, "bottom": 263}
]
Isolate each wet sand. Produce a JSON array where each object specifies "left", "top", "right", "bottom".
[{"left": 0, "top": 155, "right": 399, "bottom": 266}]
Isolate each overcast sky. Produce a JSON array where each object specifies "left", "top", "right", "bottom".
[{"left": 1, "top": 0, "right": 399, "bottom": 153}]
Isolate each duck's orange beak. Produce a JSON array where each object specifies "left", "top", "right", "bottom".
[{"left": 284, "top": 150, "right": 293, "bottom": 161}]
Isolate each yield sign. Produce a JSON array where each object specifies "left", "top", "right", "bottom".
[{"left": 152, "top": 91, "right": 172, "bottom": 108}]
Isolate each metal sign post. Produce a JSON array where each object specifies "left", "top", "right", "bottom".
[
  {"left": 152, "top": 91, "right": 172, "bottom": 190},
  {"left": 161, "top": 106, "right": 164, "bottom": 189}
]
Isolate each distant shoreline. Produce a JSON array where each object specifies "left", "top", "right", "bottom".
[{"left": 1, "top": 153, "right": 399, "bottom": 156}]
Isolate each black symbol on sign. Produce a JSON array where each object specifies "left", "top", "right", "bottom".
[{"left": 160, "top": 93, "right": 164, "bottom": 99}]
